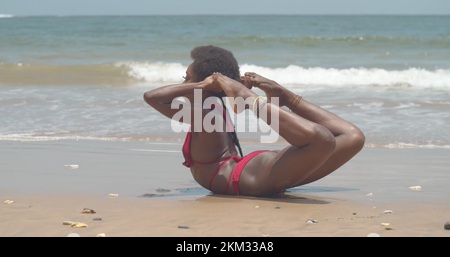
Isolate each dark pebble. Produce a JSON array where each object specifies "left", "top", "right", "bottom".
[
  {"left": 178, "top": 225, "right": 190, "bottom": 229},
  {"left": 93, "top": 217, "right": 102, "bottom": 221},
  {"left": 156, "top": 188, "right": 171, "bottom": 193},
  {"left": 445, "top": 221, "right": 450, "bottom": 230}
]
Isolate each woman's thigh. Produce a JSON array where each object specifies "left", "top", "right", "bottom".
[{"left": 240, "top": 145, "right": 333, "bottom": 195}]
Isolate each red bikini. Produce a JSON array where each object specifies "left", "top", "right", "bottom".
[
  {"left": 181, "top": 102, "right": 269, "bottom": 195},
  {"left": 182, "top": 130, "right": 268, "bottom": 195}
]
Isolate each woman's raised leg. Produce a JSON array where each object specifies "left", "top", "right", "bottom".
[
  {"left": 243, "top": 72, "right": 365, "bottom": 186},
  {"left": 214, "top": 73, "right": 338, "bottom": 195}
]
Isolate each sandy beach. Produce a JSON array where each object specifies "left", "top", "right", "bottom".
[{"left": 1, "top": 140, "right": 449, "bottom": 237}]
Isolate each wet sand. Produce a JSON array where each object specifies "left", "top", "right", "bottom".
[{"left": 1, "top": 140, "right": 450, "bottom": 237}]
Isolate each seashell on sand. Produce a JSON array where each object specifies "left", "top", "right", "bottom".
[
  {"left": 70, "top": 222, "right": 88, "bottom": 228},
  {"left": 64, "top": 164, "right": 79, "bottom": 169},
  {"left": 408, "top": 186, "right": 422, "bottom": 191},
  {"left": 81, "top": 208, "right": 96, "bottom": 214}
]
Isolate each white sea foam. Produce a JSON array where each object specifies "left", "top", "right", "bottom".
[
  {"left": 365, "top": 143, "right": 450, "bottom": 149},
  {"left": 0, "top": 133, "right": 128, "bottom": 142},
  {"left": 2, "top": 131, "right": 450, "bottom": 149},
  {"left": 119, "top": 61, "right": 450, "bottom": 90},
  {"left": 118, "top": 61, "right": 186, "bottom": 83}
]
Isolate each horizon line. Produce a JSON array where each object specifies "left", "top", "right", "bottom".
[{"left": 3, "top": 13, "right": 450, "bottom": 17}]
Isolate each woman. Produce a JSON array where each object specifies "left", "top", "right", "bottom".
[{"left": 143, "top": 45, "right": 365, "bottom": 197}]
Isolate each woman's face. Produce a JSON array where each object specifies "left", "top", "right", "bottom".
[
  {"left": 183, "top": 63, "right": 199, "bottom": 83},
  {"left": 183, "top": 63, "right": 214, "bottom": 100}
]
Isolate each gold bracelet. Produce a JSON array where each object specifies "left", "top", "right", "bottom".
[
  {"left": 290, "top": 95, "right": 302, "bottom": 113},
  {"left": 252, "top": 96, "right": 264, "bottom": 112},
  {"left": 252, "top": 96, "right": 267, "bottom": 118},
  {"left": 252, "top": 96, "right": 261, "bottom": 113},
  {"left": 257, "top": 101, "right": 268, "bottom": 119}
]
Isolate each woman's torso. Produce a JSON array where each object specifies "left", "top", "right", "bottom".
[{"left": 188, "top": 130, "right": 240, "bottom": 193}]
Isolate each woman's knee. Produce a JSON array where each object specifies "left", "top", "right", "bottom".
[
  {"left": 311, "top": 124, "right": 336, "bottom": 155},
  {"left": 348, "top": 126, "right": 365, "bottom": 152}
]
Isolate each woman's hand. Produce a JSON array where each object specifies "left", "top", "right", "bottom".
[
  {"left": 201, "top": 73, "right": 223, "bottom": 93},
  {"left": 240, "top": 75, "right": 254, "bottom": 90}
]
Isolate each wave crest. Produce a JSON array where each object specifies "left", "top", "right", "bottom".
[
  {"left": 1, "top": 61, "right": 449, "bottom": 89},
  {"left": 122, "top": 61, "right": 450, "bottom": 89}
]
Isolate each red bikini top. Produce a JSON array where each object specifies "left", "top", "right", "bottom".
[{"left": 182, "top": 102, "right": 234, "bottom": 167}]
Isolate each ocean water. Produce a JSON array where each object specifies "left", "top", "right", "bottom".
[{"left": 0, "top": 15, "right": 449, "bottom": 149}]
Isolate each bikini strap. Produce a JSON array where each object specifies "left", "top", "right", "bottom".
[{"left": 208, "top": 155, "right": 238, "bottom": 190}]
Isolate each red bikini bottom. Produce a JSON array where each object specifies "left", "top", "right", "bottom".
[{"left": 208, "top": 150, "right": 270, "bottom": 195}]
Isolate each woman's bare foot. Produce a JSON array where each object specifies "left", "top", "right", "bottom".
[
  {"left": 214, "top": 72, "right": 257, "bottom": 113},
  {"left": 243, "top": 72, "right": 291, "bottom": 107},
  {"left": 214, "top": 73, "right": 249, "bottom": 97}
]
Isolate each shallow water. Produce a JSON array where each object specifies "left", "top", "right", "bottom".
[{"left": 1, "top": 15, "right": 449, "bottom": 148}]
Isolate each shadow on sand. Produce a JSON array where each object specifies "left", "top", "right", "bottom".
[{"left": 139, "top": 185, "right": 359, "bottom": 205}]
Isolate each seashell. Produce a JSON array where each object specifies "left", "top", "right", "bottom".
[
  {"left": 96, "top": 233, "right": 106, "bottom": 237},
  {"left": 409, "top": 186, "right": 422, "bottom": 191},
  {"left": 108, "top": 193, "right": 119, "bottom": 197},
  {"left": 81, "top": 208, "right": 96, "bottom": 214},
  {"left": 382, "top": 210, "right": 393, "bottom": 214},
  {"left": 381, "top": 222, "right": 390, "bottom": 226},
  {"left": 367, "top": 233, "right": 380, "bottom": 237},
  {"left": 366, "top": 193, "right": 373, "bottom": 196},
  {"left": 306, "top": 219, "right": 318, "bottom": 224},
  {"left": 71, "top": 222, "right": 88, "bottom": 228},
  {"left": 3, "top": 200, "right": 14, "bottom": 204},
  {"left": 64, "top": 164, "right": 79, "bottom": 169},
  {"left": 67, "top": 233, "right": 80, "bottom": 237}
]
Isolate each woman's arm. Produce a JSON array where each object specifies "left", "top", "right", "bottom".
[{"left": 143, "top": 81, "right": 208, "bottom": 121}]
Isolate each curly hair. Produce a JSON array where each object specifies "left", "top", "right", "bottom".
[
  {"left": 190, "top": 45, "right": 240, "bottom": 82},
  {"left": 190, "top": 45, "right": 243, "bottom": 157}
]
